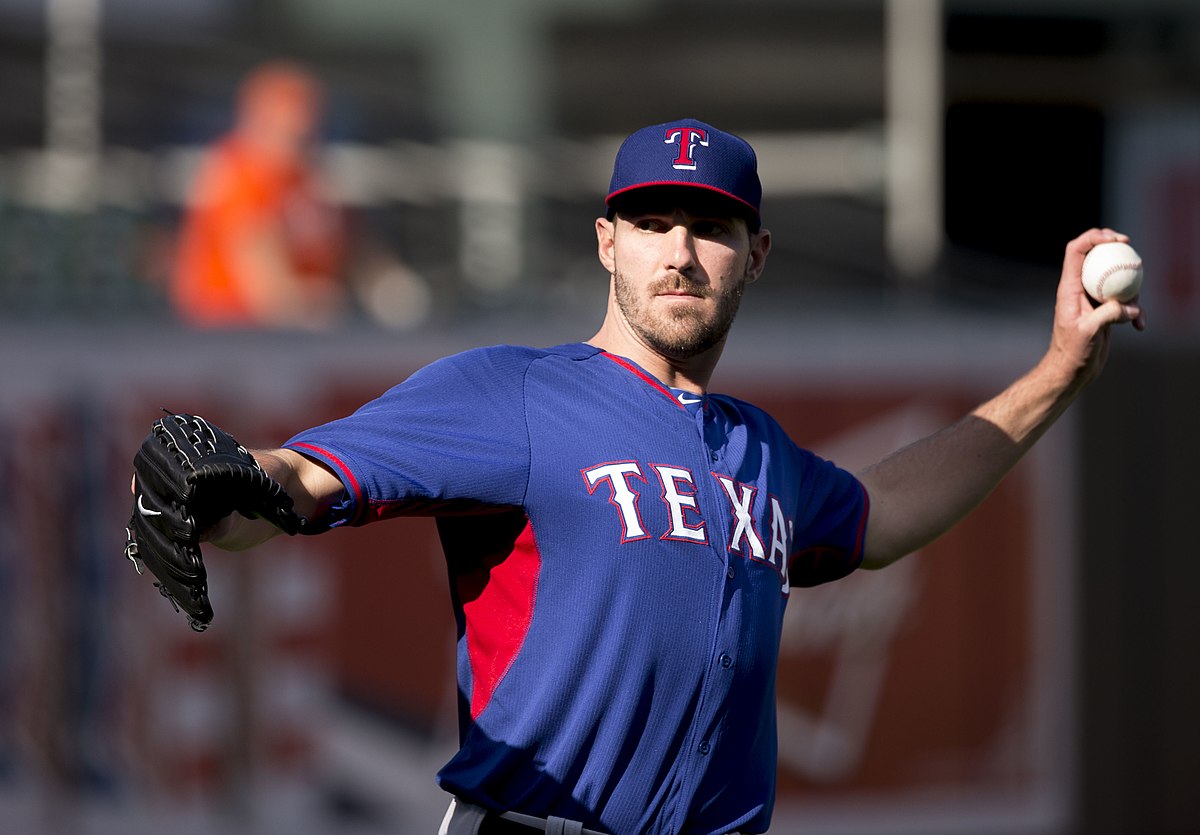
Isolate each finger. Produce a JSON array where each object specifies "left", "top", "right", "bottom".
[
  {"left": 1122, "top": 291, "right": 1147, "bottom": 331},
  {"left": 1093, "top": 227, "right": 1129, "bottom": 244},
  {"left": 1067, "top": 227, "right": 1133, "bottom": 263},
  {"left": 1090, "top": 297, "right": 1143, "bottom": 329}
]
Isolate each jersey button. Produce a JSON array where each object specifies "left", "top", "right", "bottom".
[
  {"left": 718, "top": 653, "right": 733, "bottom": 669},
  {"left": 698, "top": 740, "right": 711, "bottom": 755},
  {"left": 726, "top": 565, "right": 735, "bottom": 580}
]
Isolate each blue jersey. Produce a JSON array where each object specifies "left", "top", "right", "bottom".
[{"left": 285, "top": 342, "right": 869, "bottom": 835}]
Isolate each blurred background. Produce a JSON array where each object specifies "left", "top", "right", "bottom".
[{"left": 0, "top": 0, "right": 1197, "bottom": 832}]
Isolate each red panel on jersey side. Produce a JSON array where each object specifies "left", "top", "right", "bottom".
[{"left": 459, "top": 519, "right": 542, "bottom": 718}]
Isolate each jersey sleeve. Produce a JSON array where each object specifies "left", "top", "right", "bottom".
[
  {"left": 787, "top": 445, "right": 869, "bottom": 587},
  {"left": 284, "top": 346, "right": 534, "bottom": 529}
]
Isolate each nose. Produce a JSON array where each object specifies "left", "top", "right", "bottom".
[{"left": 663, "top": 222, "right": 697, "bottom": 274}]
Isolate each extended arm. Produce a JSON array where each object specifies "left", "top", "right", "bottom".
[
  {"left": 857, "top": 228, "right": 1145, "bottom": 568},
  {"left": 205, "top": 447, "right": 344, "bottom": 550}
]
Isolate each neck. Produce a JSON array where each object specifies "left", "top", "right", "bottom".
[{"left": 586, "top": 301, "right": 724, "bottom": 395}]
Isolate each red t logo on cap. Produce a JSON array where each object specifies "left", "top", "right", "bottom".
[{"left": 664, "top": 127, "right": 709, "bottom": 171}]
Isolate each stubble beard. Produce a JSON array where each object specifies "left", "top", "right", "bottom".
[{"left": 613, "top": 269, "right": 746, "bottom": 361}]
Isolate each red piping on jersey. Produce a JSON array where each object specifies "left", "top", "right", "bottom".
[
  {"left": 459, "top": 517, "right": 542, "bottom": 719},
  {"left": 601, "top": 352, "right": 685, "bottom": 409},
  {"left": 288, "top": 442, "right": 366, "bottom": 526}
]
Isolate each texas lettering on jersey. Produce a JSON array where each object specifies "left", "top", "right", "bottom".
[{"left": 582, "top": 459, "right": 795, "bottom": 594}]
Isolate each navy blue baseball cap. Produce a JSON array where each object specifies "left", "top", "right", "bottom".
[{"left": 605, "top": 118, "right": 762, "bottom": 230}]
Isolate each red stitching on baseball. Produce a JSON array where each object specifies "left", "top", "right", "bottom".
[{"left": 1095, "top": 261, "right": 1141, "bottom": 299}]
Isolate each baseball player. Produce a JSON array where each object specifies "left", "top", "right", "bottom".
[{"left": 126, "top": 119, "right": 1144, "bottom": 834}]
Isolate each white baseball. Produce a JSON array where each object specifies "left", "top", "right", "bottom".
[{"left": 1081, "top": 241, "right": 1143, "bottom": 303}]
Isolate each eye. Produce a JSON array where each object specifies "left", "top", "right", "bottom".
[
  {"left": 693, "top": 219, "right": 732, "bottom": 238},
  {"left": 633, "top": 216, "right": 667, "bottom": 233}
]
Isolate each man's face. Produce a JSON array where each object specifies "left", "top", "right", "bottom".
[{"left": 600, "top": 194, "right": 768, "bottom": 361}]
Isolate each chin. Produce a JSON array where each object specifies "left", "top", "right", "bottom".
[{"left": 646, "top": 327, "right": 726, "bottom": 360}]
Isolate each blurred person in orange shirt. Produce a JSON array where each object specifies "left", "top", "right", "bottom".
[{"left": 171, "top": 61, "right": 347, "bottom": 329}]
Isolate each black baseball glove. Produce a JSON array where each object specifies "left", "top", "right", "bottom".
[{"left": 124, "top": 413, "right": 303, "bottom": 631}]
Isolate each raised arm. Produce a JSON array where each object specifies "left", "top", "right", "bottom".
[
  {"left": 857, "top": 228, "right": 1145, "bottom": 568},
  {"left": 205, "top": 447, "right": 344, "bottom": 550}
]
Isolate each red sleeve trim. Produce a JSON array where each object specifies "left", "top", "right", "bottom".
[{"left": 288, "top": 441, "right": 367, "bottom": 527}]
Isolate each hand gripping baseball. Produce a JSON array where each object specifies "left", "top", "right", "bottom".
[{"left": 125, "top": 413, "right": 304, "bottom": 631}]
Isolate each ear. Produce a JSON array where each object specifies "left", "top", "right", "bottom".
[
  {"left": 596, "top": 216, "right": 616, "bottom": 275},
  {"left": 745, "top": 227, "right": 771, "bottom": 283}
]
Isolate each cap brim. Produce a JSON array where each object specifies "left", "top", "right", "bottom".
[{"left": 605, "top": 183, "right": 760, "bottom": 229}]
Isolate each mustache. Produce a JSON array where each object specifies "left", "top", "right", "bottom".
[{"left": 653, "top": 273, "right": 712, "bottom": 297}]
